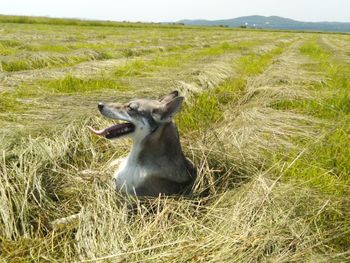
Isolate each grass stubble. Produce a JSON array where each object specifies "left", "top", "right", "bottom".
[{"left": 0, "top": 18, "right": 349, "bottom": 262}]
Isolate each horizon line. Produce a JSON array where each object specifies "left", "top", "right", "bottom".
[{"left": 0, "top": 13, "right": 349, "bottom": 24}]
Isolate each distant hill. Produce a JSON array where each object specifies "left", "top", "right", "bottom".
[{"left": 178, "top": 15, "right": 350, "bottom": 32}]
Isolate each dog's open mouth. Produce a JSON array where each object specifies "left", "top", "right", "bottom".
[{"left": 88, "top": 122, "right": 135, "bottom": 139}]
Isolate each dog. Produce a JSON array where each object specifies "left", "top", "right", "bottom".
[{"left": 88, "top": 91, "right": 196, "bottom": 197}]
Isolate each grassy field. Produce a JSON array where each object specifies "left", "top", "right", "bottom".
[{"left": 0, "top": 16, "right": 350, "bottom": 262}]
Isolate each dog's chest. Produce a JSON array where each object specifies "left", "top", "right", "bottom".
[{"left": 113, "top": 153, "right": 149, "bottom": 194}]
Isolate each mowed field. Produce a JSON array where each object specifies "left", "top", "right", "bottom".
[{"left": 1, "top": 16, "right": 350, "bottom": 262}]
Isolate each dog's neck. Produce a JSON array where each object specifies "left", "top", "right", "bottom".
[
  {"left": 129, "top": 122, "right": 182, "bottom": 161},
  {"left": 126, "top": 122, "right": 188, "bottom": 182}
]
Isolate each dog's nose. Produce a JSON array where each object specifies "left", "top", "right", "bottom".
[{"left": 98, "top": 102, "right": 104, "bottom": 111}]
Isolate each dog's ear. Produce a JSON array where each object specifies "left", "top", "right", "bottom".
[
  {"left": 152, "top": 96, "right": 184, "bottom": 123},
  {"left": 159, "top": 90, "right": 179, "bottom": 103}
]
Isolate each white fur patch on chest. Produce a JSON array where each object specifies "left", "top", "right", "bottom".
[{"left": 113, "top": 145, "right": 149, "bottom": 194}]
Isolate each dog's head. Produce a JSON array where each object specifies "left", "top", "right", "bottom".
[{"left": 88, "top": 91, "right": 184, "bottom": 141}]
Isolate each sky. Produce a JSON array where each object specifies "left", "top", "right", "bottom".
[{"left": 0, "top": 0, "right": 349, "bottom": 23}]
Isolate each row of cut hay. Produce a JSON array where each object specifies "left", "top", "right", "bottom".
[
  {"left": 0, "top": 117, "right": 124, "bottom": 239},
  {"left": 0, "top": 49, "right": 112, "bottom": 72},
  {"left": 74, "top": 175, "right": 343, "bottom": 262},
  {"left": 319, "top": 35, "right": 350, "bottom": 65}
]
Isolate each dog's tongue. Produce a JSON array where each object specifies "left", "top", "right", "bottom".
[
  {"left": 87, "top": 124, "right": 122, "bottom": 137},
  {"left": 87, "top": 123, "right": 135, "bottom": 139}
]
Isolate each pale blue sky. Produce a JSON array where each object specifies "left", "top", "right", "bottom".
[{"left": 0, "top": 0, "right": 349, "bottom": 23}]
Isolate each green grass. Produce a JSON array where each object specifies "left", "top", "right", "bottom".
[
  {"left": 1, "top": 53, "right": 95, "bottom": 72},
  {"left": 40, "top": 75, "right": 129, "bottom": 93},
  {"left": 284, "top": 127, "right": 350, "bottom": 195},
  {"left": 0, "top": 39, "right": 23, "bottom": 48},
  {"left": 24, "top": 43, "right": 72, "bottom": 53},
  {"left": 299, "top": 41, "right": 329, "bottom": 60},
  {"left": 199, "top": 41, "right": 257, "bottom": 56},
  {"left": 0, "top": 92, "right": 28, "bottom": 113},
  {"left": 177, "top": 46, "right": 285, "bottom": 133},
  {"left": 114, "top": 41, "right": 262, "bottom": 79},
  {"left": 237, "top": 47, "right": 284, "bottom": 75},
  {"left": 165, "top": 44, "right": 193, "bottom": 52},
  {"left": 114, "top": 59, "right": 150, "bottom": 77},
  {"left": 177, "top": 91, "right": 222, "bottom": 133},
  {"left": 214, "top": 77, "right": 246, "bottom": 105},
  {"left": 149, "top": 54, "right": 186, "bottom": 67},
  {"left": 0, "top": 40, "right": 23, "bottom": 57},
  {"left": 120, "top": 46, "right": 160, "bottom": 58},
  {"left": 114, "top": 55, "right": 189, "bottom": 77},
  {"left": 271, "top": 39, "right": 350, "bottom": 198}
]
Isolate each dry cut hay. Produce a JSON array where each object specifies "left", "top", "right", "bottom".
[
  {"left": 72, "top": 173, "right": 347, "bottom": 262},
  {"left": 1, "top": 119, "right": 348, "bottom": 262}
]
